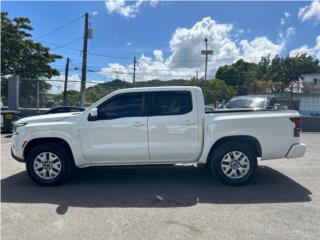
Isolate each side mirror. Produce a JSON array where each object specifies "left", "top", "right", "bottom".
[{"left": 88, "top": 108, "right": 98, "bottom": 121}]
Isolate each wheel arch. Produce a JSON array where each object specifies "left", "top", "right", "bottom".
[
  {"left": 207, "top": 135, "right": 262, "bottom": 163},
  {"left": 24, "top": 137, "right": 75, "bottom": 166}
]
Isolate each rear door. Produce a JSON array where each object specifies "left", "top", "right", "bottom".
[{"left": 147, "top": 90, "right": 200, "bottom": 163}]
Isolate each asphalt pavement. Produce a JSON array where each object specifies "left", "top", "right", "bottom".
[{"left": 1, "top": 133, "right": 320, "bottom": 240}]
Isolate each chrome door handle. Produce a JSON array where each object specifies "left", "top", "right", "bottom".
[{"left": 132, "top": 122, "right": 145, "bottom": 127}]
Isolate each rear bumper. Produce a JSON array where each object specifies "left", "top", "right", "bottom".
[{"left": 286, "top": 143, "right": 306, "bottom": 159}]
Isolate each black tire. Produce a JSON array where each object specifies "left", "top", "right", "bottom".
[
  {"left": 209, "top": 141, "right": 257, "bottom": 185},
  {"left": 26, "top": 143, "right": 73, "bottom": 186}
]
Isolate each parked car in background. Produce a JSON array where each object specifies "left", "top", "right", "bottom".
[
  {"left": 45, "top": 106, "right": 85, "bottom": 114},
  {"left": 205, "top": 105, "right": 215, "bottom": 113},
  {"left": 224, "top": 95, "right": 288, "bottom": 110}
]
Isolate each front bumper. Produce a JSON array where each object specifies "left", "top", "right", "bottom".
[
  {"left": 11, "top": 148, "right": 25, "bottom": 162},
  {"left": 11, "top": 133, "right": 26, "bottom": 162},
  {"left": 286, "top": 143, "right": 306, "bottom": 159}
]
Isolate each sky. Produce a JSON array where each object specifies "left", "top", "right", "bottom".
[{"left": 2, "top": 0, "right": 320, "bottom": 94}]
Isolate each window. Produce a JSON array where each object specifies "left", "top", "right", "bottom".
[
  {"left": 314, "top": 78, "right": 318, "bottom": 85},
  {"left": 225, "top": 98, "right": 267, "bottom": 109},
  {"left": 151, "top": 91, "right": 192, "bottom": 116},
  {"left": 98, "top": 93, "right": 144, "bottom": 120}
]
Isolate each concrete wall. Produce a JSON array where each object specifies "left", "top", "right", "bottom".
[{"left": 302, "top": 117, "right": 320, "bottom": 132}]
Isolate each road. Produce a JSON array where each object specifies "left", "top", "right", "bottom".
[{"left": 1, "top": 133, "right": 320, "bottom": 240}]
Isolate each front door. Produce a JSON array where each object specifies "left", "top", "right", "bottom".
[{"left": 79, "top": 92, "right": 149, "bottom": 164}]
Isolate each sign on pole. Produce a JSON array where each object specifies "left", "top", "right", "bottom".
[{"left": 201, "top": 50, "right": 213, "bottom": 55}]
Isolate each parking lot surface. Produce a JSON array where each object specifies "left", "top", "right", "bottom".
[{"left": 1, "top": 133, "right": 320, "bottom": 240}]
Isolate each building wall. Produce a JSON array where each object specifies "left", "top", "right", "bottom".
[
  {"left": 301, "top": 73, "right": 320, "bottom": 84},
  {"left": 301, "top": 73, "right": 320, "bottom": 94}
]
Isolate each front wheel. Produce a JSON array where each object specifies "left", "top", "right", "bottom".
[
  {"left": 209, "top": 142, "right": 257, "bottom": 185},
  {"left": 26, "top": 143, "right": 73, "bottom": 186}
]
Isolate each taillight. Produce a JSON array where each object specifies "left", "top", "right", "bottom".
[{"left": 290, "top": 117, "right": 301, "bottom": 137}]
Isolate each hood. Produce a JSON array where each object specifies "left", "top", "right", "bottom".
[{"left": 15, "top": 112, "right": 82, "bottom": 124}]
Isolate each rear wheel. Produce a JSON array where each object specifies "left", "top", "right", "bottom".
[
  {"left": 26, "top": 143, "right": 73, "bottom": 186},
  {"left": 209, "top": 142, "right": 257, "bottom": 185}
]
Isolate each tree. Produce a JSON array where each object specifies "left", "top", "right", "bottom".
[
  {"left": 1, "top": 12, "right": 62, "bottom": 106},
  {"left": 53, "top": 90, "right": 80, "bottom": 106},
  {"left": 215, "top": 65, "right": 240, "bottom": 86},
  {"left": 190, "top": 78, "right": 235, "bottom": 105},
  {"left": 205, "top": 79, "right": 236, "bottom": 105},
  {"left": 215, "top": 55, "right": 320, "bottom": 94},
  {"left": 215, "top": 60, "right": 259, "bottom": 95}
]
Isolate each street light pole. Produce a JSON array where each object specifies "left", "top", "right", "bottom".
[
  {"left": 63, "top": 57, "right": 70, "bottom": 105},
  {"left": 133, "top": 56, "right": 136, "bottom": 87},
  {"left": 80, "top": 13, "right": 89, "bottom": 107},
  {"left": 201, "top": 38, "right": 213, "bottom": 101},
  {"left": 204, "top": 38, "right": 208, "bottom": 81},
  {"left": 201, "top": 38, "right": 213, "bottom": 81}
]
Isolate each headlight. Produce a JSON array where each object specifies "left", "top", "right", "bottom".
[{"left": 13, "top": 122, "right": 27, "bottom": 134}]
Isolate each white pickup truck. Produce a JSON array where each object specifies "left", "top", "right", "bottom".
[{"left": 11, "top": 86, "right": 306, "bottom": 186}]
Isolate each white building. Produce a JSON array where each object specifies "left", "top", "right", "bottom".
[
  {"left": 300, "top": 73, "right": 320, "bottom": 93},
  {"left": 298, "top": 73, "right": 320, "bottom": 116}
]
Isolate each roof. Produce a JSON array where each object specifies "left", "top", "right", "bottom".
[{"left": 112, "top": 86, "right": 201, "bottom": 94}]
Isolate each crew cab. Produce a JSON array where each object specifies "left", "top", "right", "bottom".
[{"left": 11, "top": 87, "right": 306, "bottom": 186}]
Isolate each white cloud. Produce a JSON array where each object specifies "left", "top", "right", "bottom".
[
  {"left": 100, "top": 63, "right": 132, "bottom": 80},
  {"left": 280, "top": 11, "right": 291, "bottom": 25},
  {"left": 126, "top": 41, "right": 133, "bottom": 46},
  {"left": 298, "top": 0, "right": 320, "bottom": 23},
  {"left": 167, "top": 17, "right": 239, "bottom": 71},
  {"left": 47, "top": 74, "right": 82, "bottom": 94},
  {"left": 239, "top": 37, "right": 284, "bottom": 62},
  {"left": 105, "top": 0, "right": 158, "bottom": 18},
  {"left": 99, "top": 17, "right": 284, "bottom": 81},
  {"left": 48, "top": 74, "right": 102, "bottom": 94},
  {"left": 92, "top": 11, "right": 98, "bottom": 16},
  {"left": 149, "top": 0, "right": 159, "bottom": 8},
  {"left": 290, "top": 35, "right": 320, "bottom": 59},
  {"left": 237, "top": 29, "right": 244, "bottom": 35},
  {"left": 286, "top": 27, "right": 295, "bottom": 38}
]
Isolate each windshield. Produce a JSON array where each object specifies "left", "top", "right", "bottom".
[{"left": 225, "top": 98, "right": 266, "bottom": 109}]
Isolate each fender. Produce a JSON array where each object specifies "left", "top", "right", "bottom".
[{"left": 23, "top": 121, "right": 86, "bottom": 166}]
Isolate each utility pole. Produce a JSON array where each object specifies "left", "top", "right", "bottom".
[
  {"left": 80, "top": 12, "right": 89, "bottom": 107},
  {"left": 63, "top": 58, "right": 70, "bottom": 105},
  {"left": 201, "top": 38, "right": 213, "bottom": 100},
  {"left": 201, "top": 38, "right": 213, "bottom": 81},
  {"left": 133, "top": 56, "right": 136, "bottom": 87}
]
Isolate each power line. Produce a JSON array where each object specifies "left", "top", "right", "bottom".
[
  {"left": 19, "top": 77, "right": 103, "bottom": 85},
  {"left": 2, "top": 29, "right": 319, "bottom": 63},
  {"left": 33, "top": 15, "right": 84, "bottom": 41},
  {"left": 51, "top": 37, "right": 84, "bottom": 50}
]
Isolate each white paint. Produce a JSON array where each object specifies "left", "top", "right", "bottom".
[{"left": 11, "top": 86, "right": 305, "bottom": 168}]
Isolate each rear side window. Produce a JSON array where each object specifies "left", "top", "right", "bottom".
[
  {"left": 98, "top": 93, "right": 144, "bottom": 120},
  {"left": 151, "top": 91, "right": 192, "bottom": 116}
]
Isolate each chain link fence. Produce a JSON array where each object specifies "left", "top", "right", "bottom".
[
  {"left": 2, "top": 75, "right": 237, "bottom": 112},
  {"left": 1, "top": 76, "right": 9, "bottom": 107}
]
